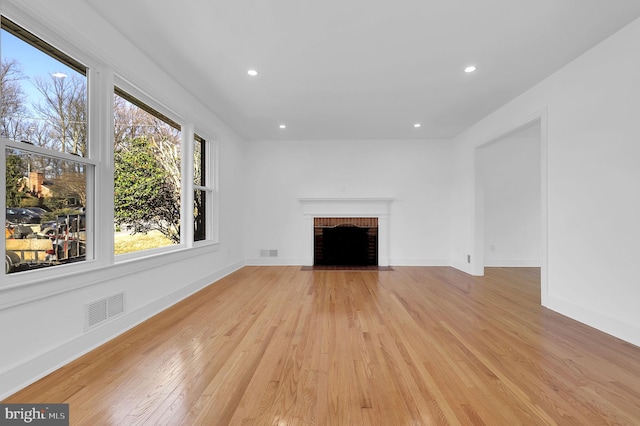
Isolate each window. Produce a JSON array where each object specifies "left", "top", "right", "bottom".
[
  {"left": 2, "top": 15, "right": 217, "bottom": 279},
  {"left": 193, "top": 134, "right": 216, "bottom": 243},
  {"left": 113, "top": 88, "right": 182, "bottom": 256},
  {"left": 2, "top": 17, "right": 93, "bottom": 275}
]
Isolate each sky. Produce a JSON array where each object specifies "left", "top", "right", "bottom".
[{"left": 1, "top": 28, "right": 83, "bottom": 114}]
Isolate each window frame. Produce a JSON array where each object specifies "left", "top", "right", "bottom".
[
  {"left": 192, "top": 133, "right": 218, "bottom": 245},
  {"left": 1, "top": 15, "right": 98, "bottom": 282}
]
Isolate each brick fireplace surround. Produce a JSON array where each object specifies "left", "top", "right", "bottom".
[{"left": 299, "top": 198, "right": 393, "bottom": 266}]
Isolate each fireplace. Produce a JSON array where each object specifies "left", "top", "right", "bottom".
[
  {"left": 299, "top": 198, "right": 393, "bottom": 267},
  {"left": 314, "top": 218, "right": 378, "bottom": 266}
]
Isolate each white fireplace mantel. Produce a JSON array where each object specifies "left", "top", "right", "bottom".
[{"left": 298, "top": 197, "right": 393, "bottom": 266}]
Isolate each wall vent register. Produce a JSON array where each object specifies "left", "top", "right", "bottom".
[{"left": 85, "top": 292, "right": 125, "bottom": 330}]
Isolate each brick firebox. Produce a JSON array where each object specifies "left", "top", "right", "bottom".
[{"left": 314, "top": 218, "right": 378, "bottom": 266}]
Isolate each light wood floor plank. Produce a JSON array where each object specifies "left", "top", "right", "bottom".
[{"left": 4, "top": 266, "right": 640, "bottom": 425}]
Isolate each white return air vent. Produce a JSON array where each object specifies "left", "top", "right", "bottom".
[{"left": 85, "top": 292, "right": 125, "bottom": 331}]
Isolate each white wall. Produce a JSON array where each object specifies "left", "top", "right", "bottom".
[
  {"left": 451, "top": 17, "right": 640, "bottom": 346},
  {"left": 479, "top": 122, "right": 541, "bottom": 267},
  {"left": 243, "top": 139, "right": 453, "bottom": 266},
  {"left": 0, "top": 0, "right": 246, "bottom": 398}
]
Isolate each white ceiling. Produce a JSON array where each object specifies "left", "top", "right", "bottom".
[{"left": 86, "top": 0, "right": 640, "bottom": 141}]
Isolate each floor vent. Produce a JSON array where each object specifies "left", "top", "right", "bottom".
[
  {"left": 260, "top": 249, "right": 278, "bottom": 257},
  {"left": 85, "top": 292, "right": 125, "bottom": 330}
]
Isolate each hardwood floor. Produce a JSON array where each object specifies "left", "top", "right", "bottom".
[{"left": 5, "top": 266, "right": 640, "bottom": 425}]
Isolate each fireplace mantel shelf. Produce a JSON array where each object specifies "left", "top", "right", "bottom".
[
  {"left": 298, "top": 197, "right": 393, "bottom": 215},
  {"left": 298, "top": 197, "right": 394, "bottom": 203},
  {"left": 299, "top": 197, "right": 393, "bottom": 217}
]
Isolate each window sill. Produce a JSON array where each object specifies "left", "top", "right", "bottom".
[{"left": 0, "top": 242, "right": 220, "bottom": 310}]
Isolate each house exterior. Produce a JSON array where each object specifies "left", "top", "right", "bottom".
[{"left": 20, "top": 172, "right": 52, "bottom": 198}]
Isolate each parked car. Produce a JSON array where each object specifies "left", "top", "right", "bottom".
[
  {"left": 16, "top": 207, "right": 43, "bottom": 218},
  {"left": 25, "top": 207, "right": 49, "bottom": 216},
  {"left": 6, "top": 208, "right": 41, "bottom": 224}
]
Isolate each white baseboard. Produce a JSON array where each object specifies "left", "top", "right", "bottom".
[
  {"left": 245, "top": 258, "right": 451, "bottom": 267},
  {"left": 0, "top": 260, "right": 244, "bottom": 400},
  {"left": 244, "top": 258, "right": 306, "bottom": 266},
  {"left": 389, "top": 258, "right": 450, "bottom": 266},
  {"left": 451, "top": 259, "right": 540, "bottom": 275},
  {"left": 543, "top": 295, "right": 640, "bottom": 349},
  {"left": 484, "top": 258, "right": 541, "bottom": 267}
]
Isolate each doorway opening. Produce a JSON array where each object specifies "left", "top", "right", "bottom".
[{"left": 472, "top": 114, "right": 546, "bottom": 303}]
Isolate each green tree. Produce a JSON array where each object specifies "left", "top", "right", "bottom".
[
  {"left": 6, "top": 153, "right": 25, "bottom": 207},
  {"left": 114, "top": 137, "right": 180, "bottom": 243},
  {"left": 53, "top": 169, "right": 87, "bottom": 207}
]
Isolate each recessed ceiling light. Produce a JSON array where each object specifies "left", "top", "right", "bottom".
[
  {"left": 279, "top": 124, "right": 286, "bottom": 129},
  {"left": 464, "top": 65, "right": 477, "bottom": 73},
  {"left": 247, "top": 69, "right": 258, "bottom": 76},
  {"left": 413, "top": 123, "right": 421, "bottom": 128}
]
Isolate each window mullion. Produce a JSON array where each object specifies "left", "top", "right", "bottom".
[
  {"left": 90, "top": 65, "right": 115, "bottom": 265},
  {"left": 182, "top": 124, "right": 195, "bottom": 247}
]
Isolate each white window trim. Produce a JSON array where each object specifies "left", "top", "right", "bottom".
[{"left": 183, "top": 125, "right": 195, "bottom": 247}]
